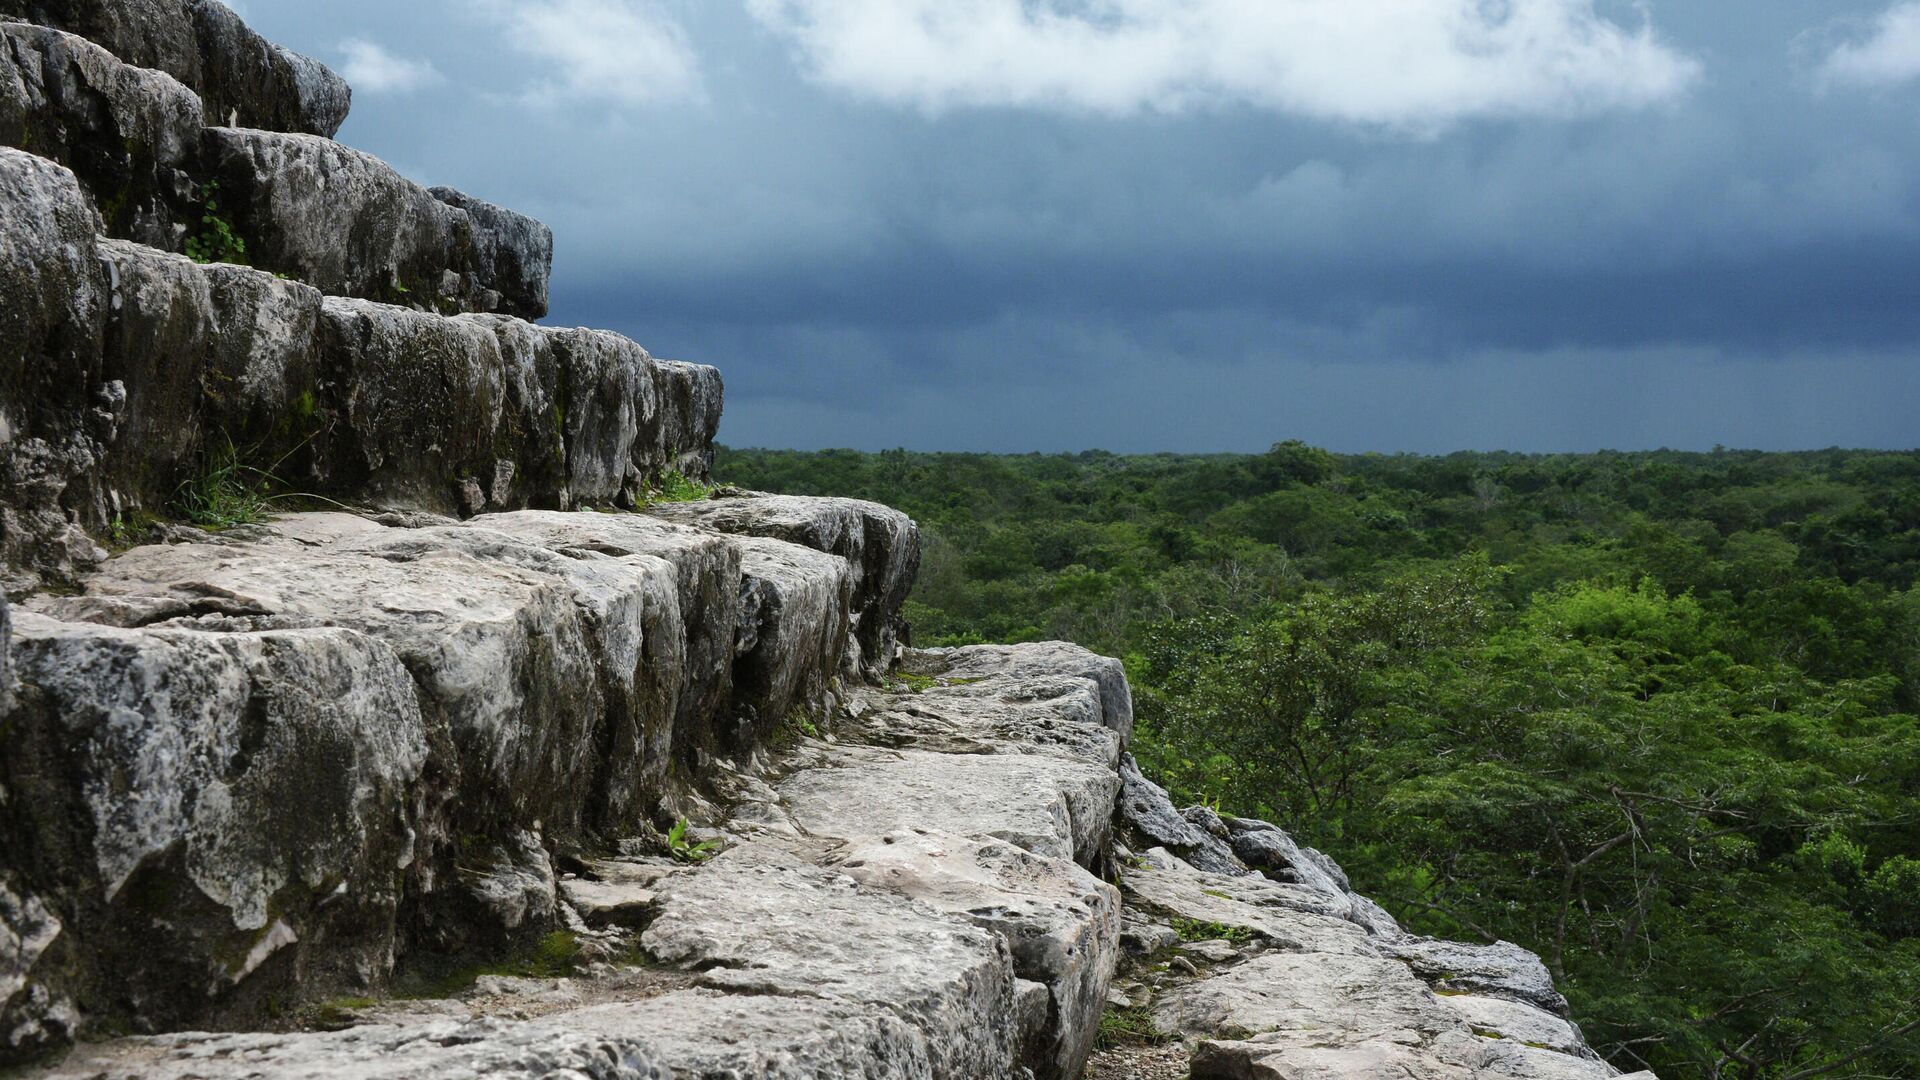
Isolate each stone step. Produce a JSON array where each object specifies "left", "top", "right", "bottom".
[
  {"left": 201, "top": 127, "right": 551, "bottom": 318},
  {"left": 0, "top": 0, "right": 350, "bottom": 137},
  {"left": 6, "top": 508, "right": 867, "bottom": 1045},
  {"left": 23, "top": 641, "right": 1132, "bottom": 1080},
  {"left": 648, "top": 492, "right": 919, "bottom": 679},
  {"left": 1, "top": 24, "right": 548, "bottom": 317},
  {"left": 0, "top": 148, "right": 717, "bottom": 590},
  {"left": 0, "top": 21, "right": 201, "bottom": 249}
]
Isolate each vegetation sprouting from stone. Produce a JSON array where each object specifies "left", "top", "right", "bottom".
[
  {"left": 173, "top": 435, "right": 283, "bottom": 528},
  {"left": 645, "top": 470, "right": 711, "bottom": 505},
  {"left": 716, "top": 442, "right": 1920, "bottom": 1080},
  {"left": 666, "top": 819, "right": 717, "bottom": 863},
  {"left": 184, "top": 180, "right": 247, "bottom": 265},
  {"left": 1093, "top": 1005, "right": 1169, "bottom": 1050}
]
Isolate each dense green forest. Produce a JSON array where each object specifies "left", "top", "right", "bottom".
[{"left": 717, "top": 443, "right": 1920, "bottom": 1080}]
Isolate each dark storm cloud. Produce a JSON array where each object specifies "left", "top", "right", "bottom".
[{"left": 231, "top": 1, "right": 1920, "bottom": 451}]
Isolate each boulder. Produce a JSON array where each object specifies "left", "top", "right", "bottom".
[
  {"left": 648, "top": 360, "right": 722, "bottom": 481},
  {"left": 909, "top": 641, "right": 1134, "bottom": 741},
  {"left": 0, "top": 610, "right": 426, "bottom": 1049},
  {"left": 0, "top": 22, "right": 200, "bottom": 246},
  {"left": 200, "top": 128, "right": 547, "bottom": 318},
  {"left": 727, "top": 535, "right": 852, "bottom": 744},
  {"left": 431, "top": 187, "right": 553, "bottom": 323},
  {"left": 831, "top": 828, "right": 1120, "bottom": 1080},
  {"left": 841, "top": 670, "right": 1124, "bottom": 769},
  {"left": 0, "top": 147, "right": 108, "bottom": 592},
  {"left": 1382, "top": 935, "right": 1573, "bottom": 1018},
  {"left": 0, "top": 0, "right": 350, "bottom": 136},
  {"left": 649, "top": 494, "right": 919, "bottom": 677},
  {"left": 1113, "top": 754, "right": 1246, "bottom": 876}
]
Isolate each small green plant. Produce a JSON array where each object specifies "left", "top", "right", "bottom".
[
  {"left": 666, "top": 819, "right": 718, "bottom": 863},
  {"left": 647, "top": 470, "right": 711, "bottom": 505},
  {"left": 896, "top": 672, "right": 940, "bottom": 694},
  {"left": 1171, "top": 917, "right": 1254, "bottom": 944},
  {"left": 174, "top": 434, "right": 279, "bottom": 528},
  {"left": 1094, "top": 1005, "right": 1170, "bottom": 1050},
  {"left": 309, "top": 996, "right": 379, "bottom": 1031},
  {"left": 785, "top": 706, "right": 820, "bottom": 739},
  {"left": 185, "top": 181, "right": 247, "bottom": 265}
]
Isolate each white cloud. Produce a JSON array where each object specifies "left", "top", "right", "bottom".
[
  {"left": 745, "top": 0, "right": 1700, "bottom": 130},
  {"left": 339, "top": 39, "right": 442, "bottom": 94},
  {"left": 479, "top": 0, "right": 700, "bottom": 108},
  {"left": 1816, "top": 3, "right": 1920, "bottom": 90}
]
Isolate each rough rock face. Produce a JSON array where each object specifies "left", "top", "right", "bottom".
[
  {"left": 432, "top": 187, "right": 553, "bottom": 321},
  {"left": 0, "top": 22, "right": 201, "bottom": 246},
  {"left": 2, "top": 611, "right": 426, "bottom": 1040},
  {"left": 203, "top": 129, "right": 549, "bottom": 317},
  {"left": 0, "top": 147, "right": 716, "bottom": 590},
  {"left": 0, "top": 0, "right": 350, "bottom": 136},
  {"left": 648, "top": 492, "right": 920, "bottom": 678},
  {"left": 0, "top": 148, "right": 109, "bottom": 593}
]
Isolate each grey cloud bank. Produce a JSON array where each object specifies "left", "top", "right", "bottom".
[{"left": 234, "top": 0, "right": 1920, "bottom": 453}]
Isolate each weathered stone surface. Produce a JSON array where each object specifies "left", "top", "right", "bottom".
[
  {"left": 1382, "top": 934, "right": 1573, "bottom": 1018},
  {"left": 832, "top": 828, "right": 1120, "bottom": 1079},
  {"left": 1115, "top": 753, "right": 1246, "bottom": 876},
  {"left": 649, "top": 493, "right": 919, "bottom": 677},
  {"left": 431, "top": 187, "right": 552, "bottom": 323},
  {"left": 779, "top": 742, "right": 1118, "bottom": 866},
  {"left": 1122, "top": 848, "right": 1374, "bottom": 955},
  {"left": 728, "top": 535, "right": 851, "bottom": 743},
  {"left": 201, "top": 128, "right": 546, "bottom": 318},
  {"left": 908, "top": 641, "right": 1134, "bottom": 742},
  {"left": 453, "top": 511, "right": 741, "bottom": 801},
  {"left": 641, "top": 842, "right": 1022, "bottom": 1078},
  {"left": 94, "top": 239, "right": 211, "bottom": 495},
  {"left": 198, "top": 257, "right": 323, "bottom": 449},
  {"left": 648, "top": 359, "right": 722, "bottom": 481},
  {"left": 0, "top": 147, "right": 108, "bottom": 592},
  {"left": 1225, "top": 815, "right": 1402, "bottom": 937},
  {"left": 314, "top": 298, "right": 530, "bottom": 511},
  {"left": 0, "top": 0, "right": 349, "bottom": 136},
  {"left": 1441, "top": 993, "right": 1590, "bottom": 1058},
  {"left": 41, "top": 520, "right": 610, "bottom": 836},
  {"left": 0, "top": 22, "right": 200, "bottom": 246},
  {"left": 842, "top": 669, "right": 1123, "bottom": 769},
  {"left": 186, "top": 0, "right": 348, "bottom": 137},
  {"left": 1, "top": 609, "right": 426, "bottom": 1050}
]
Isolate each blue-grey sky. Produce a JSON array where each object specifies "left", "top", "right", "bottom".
[{"left": 233, "top": 1, "right": 1920, "bottom": 453}]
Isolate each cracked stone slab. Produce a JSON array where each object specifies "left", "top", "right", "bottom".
[
  {"left": 640, "top": 842, "right": 1022, "bottom": 1078},
  {"left": 831, "top": 828, "right": 1120, "bottom": 1080},
  {"left": 778, "top": 742, "right": 1118, "bottom": 867},
  {"left": 1120, "top": 849, "right": 1373, "bottom": 955},
  {"left": 842, "top": 671, "right": 1123, "bottom": 769},
  {"left": 904, "top": 642, "right": 1133, "bottom": 743}
]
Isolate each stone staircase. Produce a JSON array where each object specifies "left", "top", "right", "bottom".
[{"left": 1, "top": 5, "right": 1654, "bottom": 1078}]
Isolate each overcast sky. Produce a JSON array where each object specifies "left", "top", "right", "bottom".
[{"left": 233, "top": 1, "right": 1920, "bottom": 453}]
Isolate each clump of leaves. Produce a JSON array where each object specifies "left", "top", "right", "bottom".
[
  {"left": 185, "top": 181, "right": 247, "bottom": 265},
  {"left": 1171, "top": 917, "right": 1254, "bottom": 944},
  {"left": 646, "top": 470, "right": 711, "bottom": 505},
  {"left": 667, "top": 819, "right": 718, "bottom": 863}
]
